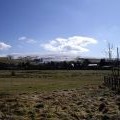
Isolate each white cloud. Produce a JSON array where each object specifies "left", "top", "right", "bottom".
[
  {"left": 103, "top": 40, "right": 107, "bottom": 43},
  {"left": 0, "top": 42, "right": 11, "bottom": 50},
  {"left": 42, "top": 36, "right": 98, "bottom": 54},
  {"left": 18, "top": 36, "right": 37, "bottom": 44},
  {"left": 18, "top": 36, "right": 27, "bottom": 41}
]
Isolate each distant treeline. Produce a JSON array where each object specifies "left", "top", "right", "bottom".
[{"left": 0, "top": 58, "right": 119, "bottom": 70}]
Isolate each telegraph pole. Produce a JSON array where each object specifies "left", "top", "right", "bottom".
[
  {"left": 117, "top": 47, "right": 119, "bottom": 60},
  {"left": 108, "top": 43, "right": 113, "bottom": 60},
  {"left": 117, "top": 47, "right": 119, "bottom": 76}
]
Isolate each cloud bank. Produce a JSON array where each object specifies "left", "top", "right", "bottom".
[
  {"left": 42, "top": 36, "right": 97, "bottom": 54},
  {"left": 0, "top": 42, "right": 11, "bottom": 50},
  {"left": 18, "top": 36, "right": 37, "bottom": 44}
]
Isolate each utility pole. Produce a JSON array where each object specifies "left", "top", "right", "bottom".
[
  {"left": 108, "top": 43, "right": 113, "bottom": 60},
  {"left": 117, "top": 47, "right": 119, "bottom": 60},
  {"left": 107, "top": 43, "right": 114, "bottom": 76},
  {"left": 117, "top": 47, "right": 119, "bottom": 76}
]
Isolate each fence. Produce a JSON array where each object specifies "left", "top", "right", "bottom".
[{"left": 104, "top": 75, "right": 120, "bottom": 91}]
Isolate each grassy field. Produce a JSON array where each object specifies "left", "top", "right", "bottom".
[
  {"left": 1, "top": 70, "right": 118, "bottom": 120},
  {"left": 0, "top": 70, "right": 110, "bottom": 93}
]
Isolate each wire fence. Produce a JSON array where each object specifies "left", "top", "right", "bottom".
[{"left": 104, "top": 75, "right": 120, "bottom": 91}]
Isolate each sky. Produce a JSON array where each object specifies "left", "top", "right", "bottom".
[{"left": 0, "top": 0, "right": 120, "bottom": 58}]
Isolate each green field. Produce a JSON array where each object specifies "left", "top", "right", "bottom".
[{"left": 0, "top": 70, "right": 110, "bottom": 93}]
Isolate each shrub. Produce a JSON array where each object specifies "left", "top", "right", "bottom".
[{"left": 11, "top": 70, "right": 15, "bottom": 76}]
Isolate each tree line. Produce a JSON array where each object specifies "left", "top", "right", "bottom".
[{"left": 0, "top": 58, "right": 119, "bottom": 70}]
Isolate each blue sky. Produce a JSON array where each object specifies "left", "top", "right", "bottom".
[{"left": 0, "top": 0, "right": 120, "bottom": 58}]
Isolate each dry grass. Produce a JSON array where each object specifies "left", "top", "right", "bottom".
[{"left": 0, "top": 85, "right": 120, "bottom": 120}]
